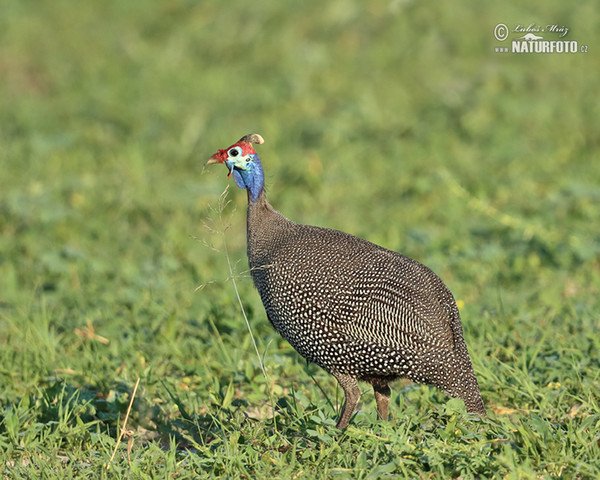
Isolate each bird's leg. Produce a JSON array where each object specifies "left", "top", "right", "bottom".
[
  {"left": 333, "top": 373, "right": 360, "bottom": 429},
  {"left": 373, "top": 384, "right": 391, "bottom": 421}
]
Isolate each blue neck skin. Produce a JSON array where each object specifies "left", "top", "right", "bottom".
[{"left": 230, "top": 154, "right": 264, "bottom": 203}]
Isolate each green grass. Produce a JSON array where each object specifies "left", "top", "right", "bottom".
[{"left": 1, "top": 0, "right": 599, "bottom": 478}]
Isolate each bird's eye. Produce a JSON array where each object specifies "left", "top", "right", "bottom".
[{"left": 229, "top": 147, "right": 242, "bottom": 157}]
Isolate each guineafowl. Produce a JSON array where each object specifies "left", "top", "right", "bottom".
[{"left": 207, "top": 134, "right": 485, "bottom": 429}]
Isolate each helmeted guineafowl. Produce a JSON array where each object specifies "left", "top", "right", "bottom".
[{"left": 207, "top": 134, "right": 486, "bottom": 429}]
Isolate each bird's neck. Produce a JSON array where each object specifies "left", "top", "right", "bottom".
[
  {"left": 247, "top": 190, "right": 276, "bottom": 239},
  {"left": 246, "top": 190, "right": 293, "bottom": 266}
]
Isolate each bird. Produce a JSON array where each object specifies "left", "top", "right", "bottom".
[{"left": 207, "top": 134, "right": 486, "bottom": 429}]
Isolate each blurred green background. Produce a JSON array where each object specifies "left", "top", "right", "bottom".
[{"left": 1, "top": 0, "right": 599, "bottom": 477}]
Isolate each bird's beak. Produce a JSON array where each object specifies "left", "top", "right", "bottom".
[
  {"left": 206, "top": 152, "right": 234, "bottom": 177},
  {"left": 206, "top": 154, "right": 221, "bottom": 165}
]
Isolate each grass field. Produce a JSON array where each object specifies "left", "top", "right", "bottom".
[{"left": 1, "top": 0, "right": 599, "bottom": 478}]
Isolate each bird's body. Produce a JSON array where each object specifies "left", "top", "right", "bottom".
[{"left": 208, "top": 134, "right": 485, "bottom": 428}]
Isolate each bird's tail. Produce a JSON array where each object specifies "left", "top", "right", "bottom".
[{"left": 448, "top": 309, "right": 486, "bottom": 415}]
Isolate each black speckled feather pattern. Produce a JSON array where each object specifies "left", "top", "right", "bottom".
[{"left": 246, "top": 189, "right": 485, "bottom": 425}]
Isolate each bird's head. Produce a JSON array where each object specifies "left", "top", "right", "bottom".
[{"left": 207, "top": 133, "right": 265, "bottom": 202}]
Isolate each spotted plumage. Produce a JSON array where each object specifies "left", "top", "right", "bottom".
[{"left": 208, "top": 134, "right": 486, "bottom": 428}]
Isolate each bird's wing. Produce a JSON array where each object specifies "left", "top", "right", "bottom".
[
  {"left": 326, "top": 249, "right": 457, "bottom": 351},
  {"left": 262, "top": 224, "right": 458, "bottom": 352}
]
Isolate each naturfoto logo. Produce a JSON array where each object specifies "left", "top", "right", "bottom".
[{"left": 493, "top": 23, "right": 589, "bottom": 54}]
